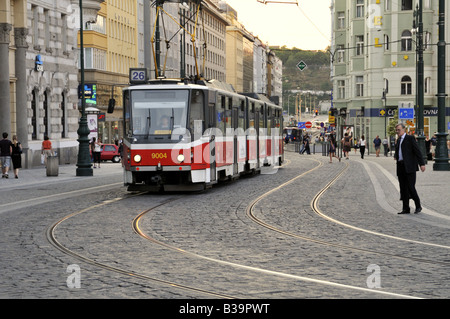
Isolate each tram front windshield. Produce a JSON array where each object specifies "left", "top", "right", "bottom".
[{"left": 131, "top": 90, "right": 188, "bottom": 139}]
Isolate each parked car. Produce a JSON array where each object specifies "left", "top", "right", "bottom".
[{"left": 90, "top": 143, "right": 121, "bottom": 163}]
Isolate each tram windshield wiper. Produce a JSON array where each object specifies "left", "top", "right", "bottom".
[
  {"left": 169, "top": 108, "right": 175, "bottom": 134},
  {"left": 145, "top": 109, "right": 152, "bottom": 139}
]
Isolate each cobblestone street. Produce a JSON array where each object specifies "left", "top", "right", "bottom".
[{"left": 0, "top": 151, "right": 449, "bottom": 302}]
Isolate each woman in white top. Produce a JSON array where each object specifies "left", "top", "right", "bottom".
[
  {"left": 92, "top": 137, "right": 102, "bottom": 168},
  {"left": 359, "top": 135, "right": 366, "bottom": 159}
]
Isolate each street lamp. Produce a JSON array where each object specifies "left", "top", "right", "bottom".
[
  {"left": 414, "top": 0, "right": 427, "bottom": 165},
  {"left": 433, "top": 0, "right": 450, "bottom": 171},
  {"left": 76, "top": 0, "right": 93, "bottom": 176}
]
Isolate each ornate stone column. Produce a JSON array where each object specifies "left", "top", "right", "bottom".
[
  {"left": 15, "top": 27, "right": 29, "bottom": 148},
  {"left": 0, "top": 23, "right": 12, "bottom": 134}
]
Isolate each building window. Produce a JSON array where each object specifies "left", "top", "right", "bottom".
[
  {"left": 86, "top": 15, "right": 106, "bottom": 34},
  {"left": 401, "top": 30, "right": 412, "bottom": 51},
  {"left": 43, "top": 91, "right": 49, "bottom": 137},
  {"left": 424, "top": 32, "right": 432, "bottom": 50},
  {"left": 337, "top": 45, "right": 345, "bottom": 63},
  {"left": 385, "top": 0, "right": 391, "bottom": 11},
  {"left": 337, "top": 12, "right": 345, "bottom": 29},
  {"left": 384, "top": 34, "right": 390, "bottom": 51},
  {"left": 402, "top": 0, "right": 413, "bottom": 11},
  {"left": 338, "top": 80, "right": 345, "bottom": 99},
  {"left": 31, "top": 89, "right": 38, "bottom": 140},
  {"left": 78, "top": 48, "right": 107, "bottom": 70},
  {"left": 356, "top": 35, "right": 364, "bottom": 56},
  {"left": 425, "top": 77, "right": 431, "bottom": 94},
  {"left": 401, "top": 76, "right": 412, "bottom": 95},
  {"left": 356, "top": 0, "right": 364, "bottom": 18},
  {"left": 356, "top": 76, "right": 364, "bottom": 97}
]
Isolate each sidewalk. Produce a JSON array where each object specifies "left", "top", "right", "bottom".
[
  {"left": 353, "top": 151, "right": 450, "bottom": 218},
  {"left": 0, "top": 162, "right": 123, "bottom": 191}
]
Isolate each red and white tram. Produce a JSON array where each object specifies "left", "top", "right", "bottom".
[{"left": 118, "top": 79, "right": 284, "bottom": 191}]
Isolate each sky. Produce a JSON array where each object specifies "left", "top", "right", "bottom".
[{"left": 224, "top": 0, "right": 332, "bottom": 51}]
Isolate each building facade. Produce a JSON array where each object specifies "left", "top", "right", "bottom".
[
  {"left": 80, "top": 0, "right": 138, "bottom": 145},
  {"left": 0, "top": 0, "right": 27, "bottom": 148},
  {"left": 0, "top": 0, "right": 103, "bottom": 167},
  {"left": 331, "top": 0, "right": 450, "bottom": 151}
]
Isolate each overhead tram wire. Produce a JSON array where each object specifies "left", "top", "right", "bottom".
[{"left": 152, "top": 1, "right": 208, "bottom": 80}]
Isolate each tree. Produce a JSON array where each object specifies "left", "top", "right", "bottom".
[{"left": 387, "top": 109, "right": 399, "bottom": 137}]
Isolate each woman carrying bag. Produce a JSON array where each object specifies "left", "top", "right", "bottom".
[{"left": 11, "top": 135, "right": 22, "bottom": 178}]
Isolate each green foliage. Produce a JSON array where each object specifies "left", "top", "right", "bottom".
[
  {"left": 387, "top": 109, "right": 399, "bottom": 137},
  {"left": 273, "top": 46, "right": 332, "bottom": 92}
]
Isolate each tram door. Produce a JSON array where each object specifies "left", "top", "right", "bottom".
[
  {"left": 232, "top": 104, "right": 238, "bottom": 175},
  {"left": 255, "top": 104, "right": 261, "bottom": 168},
  {"left": 208, "top": 100, "right": 216, "bottom": 183}
]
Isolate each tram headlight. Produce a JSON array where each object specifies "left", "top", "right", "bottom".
[
  {"left": 177, "top": 154, "right": 185, "bottom": 163},
  {"left": 134, "top": 154, "right": 142, "bottom": 163}
]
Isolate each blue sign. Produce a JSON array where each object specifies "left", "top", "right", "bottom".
[
  {"left": 298, "top": 122, "right": 306, "bottom": 129},
  {"left": 399, "top": 108, "right": 414, "bottom": 119},
  {"left": 35, "top": 55, "right": 43, "bottom": 72},
  {"left": 448, "top": 122, "right": 450, "bottom": 130}
]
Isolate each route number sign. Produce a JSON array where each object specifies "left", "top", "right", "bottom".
[{"left": 129, "top": 68, "right": 148, "bottom": 84}]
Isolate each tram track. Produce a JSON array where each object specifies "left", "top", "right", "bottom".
[
  {"left": 46, "top": 156, "right": 446, "bottom": 299},
  {"left": 47, "top": 194, "right": 237, "bottom": 299},
  {"left": 247, "top": 158, "right": 450, "bottom": 267}
]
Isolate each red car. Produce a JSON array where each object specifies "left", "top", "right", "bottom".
[{"left": 91, "top": 144, "right": 121, "bottom": 163}]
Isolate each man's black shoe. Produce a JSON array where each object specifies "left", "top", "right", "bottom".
[
  {"left": 414, "top": 207, "right": 422, "bottom": 214},
  {"left": 398, "top": 210, "right": 410, "bottom": 214}
]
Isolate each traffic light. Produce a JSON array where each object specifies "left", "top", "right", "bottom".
[{"left": 107, "top": 98, "right": 115, "bottom": 113}]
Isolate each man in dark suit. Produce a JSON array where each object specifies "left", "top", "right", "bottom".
[{"left": 394, "top": 123, "right": 426, "bottom": 214}]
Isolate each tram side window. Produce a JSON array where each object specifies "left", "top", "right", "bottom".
[
  {"left": 274, "top": 109, "right": 281, "bottom": 133},
  {"left": 124, "top": 91, "right": 131, "bottom": 136},
  {"left": 259, "top": 104, "right": 265, "bottom": 135},
  {"left": 224, "top": 96, "right": 232, "bottom": 134},
  {"left": 238, "top": 100, "right": 245, "bottom": 131},
  {"left": 190, "top": 89, "right": 204, "bottom": 138},
  {"left": 248, "top": 102, "right": 255, "bottom": 133},
  {"left": 267, "top": 107, "right": 272, "bottom": 136},
  {"left": 217, "top": 95, "right": 225, "bottom": 135}
]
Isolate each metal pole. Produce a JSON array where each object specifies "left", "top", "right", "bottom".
[
  {"left": 180, "top": 6, "right": 186, "bottom": 79},
  {"left": 416, "top": 0, "right": 427, "bottom": 164},
  {"left": 144, "top": 0, "right": 152, "bottom": 72},
  {"left": 433, "top": 0, "right": 450, "bottom": 171},
  {"left": 155, "top": 0, "right": 162, "bottom": 78},
  {"left": 76, "top": 0, "right": 93, "bottom": 176}
]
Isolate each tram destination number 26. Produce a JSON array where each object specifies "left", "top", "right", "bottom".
[{"left": 129, "top": 68, "right": 148, "bottom": 84}]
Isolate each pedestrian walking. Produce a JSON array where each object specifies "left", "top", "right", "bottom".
[
  {"left": 373, "top": 135, "right": 382, "bottom": 157},
  {"left": 382, "top": 136, "right": 389, "bottom": 156},
  {"left": 11, "top": 135, "right": 22, "bottom": 179},
  {"left": 0, "top": 132, "right": 12, "bottom": 178},
  {"left": 394, "top": 123, "right": 425, "bottom": 214},
  {"left": 359, "top": 135, "right": 366, "bottom": 159},
  {"left": 300, "top": 135, "right": 310, "bottom": 155},
  {"left": 342, "top": 133, "right": 352, "bottom": 159},
  {"left": 41, "top": 136, "right": 53, "bottom": 166},
  {"left": 328, "top": 133, "right": 341, "bottom": 163},
  {"left": 91, "top": 137, "right": 102, "bottom": 168}
]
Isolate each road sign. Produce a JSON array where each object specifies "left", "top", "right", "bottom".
[
  {"left": 305, "top": 121, "right": 312, "bottom": 129},
  {"left": 129, "top": 68, "right": 148, "bottom": 84},
  {"left": 298, "top": 122, "right": 306, "bottom": 129},
  {"left": 297, "top": 60, "right": 307, "bottom": 71},
  {"left": 399, "top": 108, "right": 414, "bottom": 119}
]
